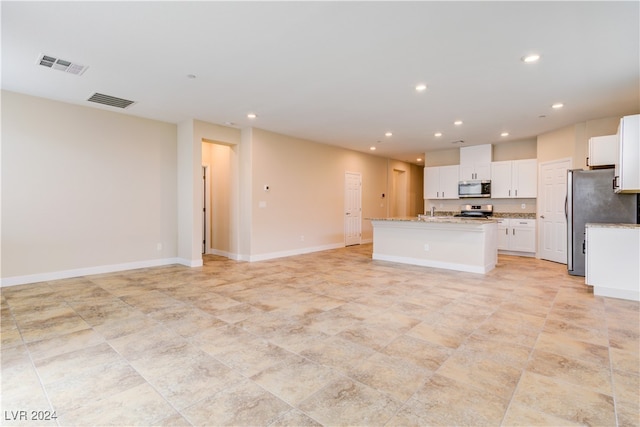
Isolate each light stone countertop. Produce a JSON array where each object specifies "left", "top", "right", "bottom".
[
  {"left": 367, "top": 216, "right": 498, "bottom": 224},
  {"left": 431, "top": 211, "right": 536, "bottom": 219},
  {"left": 585, "top": 223, "right": 640, "bottom": 229}
]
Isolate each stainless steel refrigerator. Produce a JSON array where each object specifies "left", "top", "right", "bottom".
[{"left": 567, "top": 168, "right": 639, "bottom": 276}]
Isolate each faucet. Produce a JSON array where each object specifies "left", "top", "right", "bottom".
[{"left": 431, "top": 206, "right": 436, "bottom": 217}]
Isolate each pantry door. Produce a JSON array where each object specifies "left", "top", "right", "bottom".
[
  {"left": 344, "top": 172, "right": 362, "bottom": 246},
  {"left": 539, "top": 158, "right": 571, "bottom": 263}
]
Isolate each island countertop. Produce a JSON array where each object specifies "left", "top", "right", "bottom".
[
  {"left": 367, "top": 216, "right": 498, "bottom": 224},
  {"left": 585, "top": 222, "right": 640, "bottom": 230}
]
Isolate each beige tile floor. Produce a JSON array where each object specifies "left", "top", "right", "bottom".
[{"left": 1, "top": 244, "right": 638, "bottom": 426}]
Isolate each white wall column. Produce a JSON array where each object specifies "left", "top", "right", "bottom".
[{"left": 177, "top": 119, "right": 203, "bottom": 267}]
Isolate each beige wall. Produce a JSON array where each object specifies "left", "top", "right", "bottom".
[
  {"left": 424, "top": 148, "right": 459, "bottom": 167},
  {"left": 537, "top": 116, "right": 621, "bottom": 168},
  {"left": 249, "top": 128, "right": 419, "bottom": 257},
  {"left": 492, "top": 139, "right": 537, "bottom": 161},
  {"left": 1, "top": 90, "right": 178, "bottom": 281}
]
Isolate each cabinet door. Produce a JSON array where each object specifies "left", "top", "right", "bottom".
[
  {"left": 475, "top": 163, "right": 491, "bottom": 181},
  {"left": 588, "top": 135, "right": 618, "bottom": 167},
  {"left": 459, "top": 165, "right": 475, "bottom": 181},
  {"left": 497, "top": 220, "right": 509, "bottom": 250},
  {"left": 616, "top": 114, "right": 640, "bottom": 193},
  {"left": 511, "top": 220, "right": 536, "bottom": 252},
  {"left": 513, "top": 159, "right": 537, "bottom": 198},
  {"left": 424, "top": 167, "right": 440, "bottom": 199},
  {"left": 490, "top": 161, "right": 512, "bottom": 198},
  {"left": 440, "top": 165, "right": 460, "bottom": 199}
]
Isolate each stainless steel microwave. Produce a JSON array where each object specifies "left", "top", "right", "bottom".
[{"left": 458, "top": 180, "right": 491, "bottom": 198}]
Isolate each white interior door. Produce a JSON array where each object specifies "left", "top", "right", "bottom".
[
  {"left": 345, "top": 171, "right": 362, "bottom": 246},
  {"left": 539, "top": 158, "right": 571, "bottom": 263}
]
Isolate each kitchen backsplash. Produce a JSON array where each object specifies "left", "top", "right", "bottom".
[
  {"left": 425, "top": 198, "right": 537, "bottom": 215},
  {"left": 432, "top": 210, "right": 536, "bottom": 219}
]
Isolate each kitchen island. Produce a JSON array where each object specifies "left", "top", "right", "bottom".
[{"left": 368, "top": 216, "right": 498, "bottom": 274}]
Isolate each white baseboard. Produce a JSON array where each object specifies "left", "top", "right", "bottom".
[
  {"left": 3, "top": 242, "right": 369, "bottom": 287},
  {"left": 176, "top": 258, "right": 203, "bottom": 268},
  {"left": 372, "top": 253, "right": 494, "bottom": 274},
  {"left": 206, "top": 249, "right": 243, "bottom": 261},
  {"left": 249, "top": 243, "right": 345, "bottom": 262},
  {"left": 594, "top": 286, "right": 639, "bottom": 302},
  {"left": 1, "top": 258, "right": 182, "bottom": 287}
]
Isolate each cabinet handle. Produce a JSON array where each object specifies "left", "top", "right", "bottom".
[
  {"left": 540, "top": 215, "right": 545, "bottom": 219},
  {"left": 512, "top": 229, "right": 515, "bottom": 235},
  {"left": 505, "top": 229, "right": 508, "bottom": 235},
  {"left": 613, "top": 176, "right": 619, "bottom": 189},
  {"left": 508, "top": 189, "right": 511, "bottom": 197},
  {"left": 586, "top": 156, "right": 590, "bottom": 166},
  {"left": 515, "top": 189, "right": 518, "bottom": 197}
]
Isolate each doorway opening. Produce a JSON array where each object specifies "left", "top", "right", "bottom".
[
  {"left": 391, "top": 168, "right": 407, "bottom": 217},
  {"left": 201, "top": 141, "right": 232, "bottom": 257}
]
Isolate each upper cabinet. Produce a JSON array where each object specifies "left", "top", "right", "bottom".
[
  {"left": 614, "top": 114, "right": 639, "bottom": 193},
  {"left": 459, "top": 144, "right": 492, "bottom": 181},
  {"left": 587, "top": 135, "right": 617, "bottom": 168},
  {"left": 424, "top": 165, "right": 460, "bottom": 200},
  {"left": 491, "top": 159, "right": 537, "bottom": 198}
]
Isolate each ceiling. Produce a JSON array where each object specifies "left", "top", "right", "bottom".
[{"left": 2, "top": 1, "right": 639, "bottom": 164}]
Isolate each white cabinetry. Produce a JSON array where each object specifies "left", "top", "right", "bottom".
[
  {"left": 496, "top": 218, "right": 536, "bottom": 254},
  {"left": 460, "top": 144, "right": 492, "bottom": 181},
  {"left": 491, "top": 159, "right": 537, "bottom": 198},
  {"left": 587, "top": 135, "right": 617, "bottom": 167},
  {"left": 614, "top": 114, "right": 639, "bottom": 193},
  {"left": 586, "top": 224, "right": 640, "bottom": 301},
  {"left": 424, "top": 165, "right": 459, "bottom": 199}
]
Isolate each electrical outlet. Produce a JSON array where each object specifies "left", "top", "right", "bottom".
[
  {"left": 521, "top": 203, "right": 526, "bottom": 209},
  {"left": 156, "top": 243, "right": 162, "bottom": 251},
  {"left": 423, "top": 243, "right": 430, "bottom": 251},
  {"left": 300, "top": 235, "right": 305, "bottom": 242}
]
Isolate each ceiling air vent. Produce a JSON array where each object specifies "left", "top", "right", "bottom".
[
  {"left": 87, "top": 93, "right": 135, "bottom": 109},
  {"left": 37, "top": 54, "right": 88, "bottom": 75}
]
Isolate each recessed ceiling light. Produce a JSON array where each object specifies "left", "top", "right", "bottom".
[
  {"left": 434, "top": 132, "right": 442, "bottom": 137},
  {"left": 454, "top": 120, "right": 463, "bottom": 126},
  {"left": 415, "top": 84, "right": 427, "bottom": 92},
  {"left": 370, "top": 146, "right": 376, "bottom": 151},
  {"left": 416, "top": 158, "right": 423, "bottom": 162},
  {"left": 501, "top": 132, "right": 509, "bottom": 137},
  {"left": 522, "top": 54, "right": 540, "bottom": 63},
  {"left": 385, "top": 132, "right": 393, "bottom": 137},
  {"left": 247, "top": 113, "right": 257, "bottom": 119},
  {"left": 187, "top": 74, "right": 197, "bottom": 79},
  {"left": 551, "top": 103, "right": 564, "bottom": 109}
]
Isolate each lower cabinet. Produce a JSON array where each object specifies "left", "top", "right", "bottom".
[
  {"left": 496, "top": 219, "right": 536, "bottom": 255},
  {"left": 586, "top": 224, "right": 640, "bottom": 301}
]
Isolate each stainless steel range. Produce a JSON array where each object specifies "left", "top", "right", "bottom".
[{"left": 455, "top": 204, "right": 493, "bottom": 218}]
